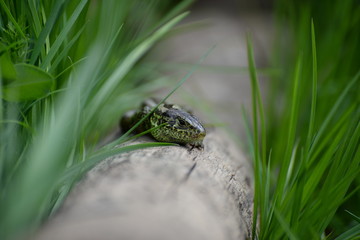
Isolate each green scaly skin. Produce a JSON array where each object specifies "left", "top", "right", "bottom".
[{"left": 121, "top": 99, "right": 206, "bottom": 148}]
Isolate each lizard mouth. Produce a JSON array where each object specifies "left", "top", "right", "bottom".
[
  {"left": 192, "top": 126, "right": 206, "bottom": 140},
  {"left": 198, "top": 128, "right": 206, "bottom": 137}
]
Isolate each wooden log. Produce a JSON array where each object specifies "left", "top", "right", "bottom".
[{"left": 35, "top": 129, "right": 253, "bottom": 240}]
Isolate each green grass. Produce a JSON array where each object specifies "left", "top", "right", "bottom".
[
  {"left": 1, "top": 0, "right": 359, "bottom": 239},
  {"left": 248, "top": 0, "right": 360, "bottom": 239},
  {"left": 0, "top": 1, "right": 194, "bottom": 239}
]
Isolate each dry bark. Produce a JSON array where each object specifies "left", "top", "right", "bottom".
[{"left": 35, "top": 129, "right": 253, "bottom": 240}]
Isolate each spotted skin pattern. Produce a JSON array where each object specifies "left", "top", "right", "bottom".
[{"left": 120, "top": 99, "right": 206, "bottom": 148}]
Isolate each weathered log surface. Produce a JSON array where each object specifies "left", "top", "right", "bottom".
[{"left": 35, "top": 129, "right": 253, "bottom": 240}]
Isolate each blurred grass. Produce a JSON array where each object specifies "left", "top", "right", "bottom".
[
  {"left": 248, "top": 0, "right": 360, "bottom": 239},
  {"left": 2, "top": 0, "right": 359, "bottom": 239},
  {"left": 0, "top": 0, "right": 193, "bottom": 239}
]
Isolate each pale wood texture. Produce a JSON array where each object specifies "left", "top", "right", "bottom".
[{"left": 35, "top": 129, "right": 253, "bottom": 240}]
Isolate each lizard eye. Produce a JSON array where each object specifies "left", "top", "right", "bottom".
[{"left": 178, "top": 119, "right": 186, "bottom": 126}]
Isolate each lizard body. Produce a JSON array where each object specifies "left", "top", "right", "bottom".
[{"left": 120, "top": 99, "right": 206, "bottom": 148}]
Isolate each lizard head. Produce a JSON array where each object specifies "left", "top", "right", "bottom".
[{"left": 150, "top": 103, "right": 206, "bottom": 146}]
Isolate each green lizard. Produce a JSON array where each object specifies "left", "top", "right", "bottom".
[{"left": 120, "top": 99, "right": 206, "bottom": 148}]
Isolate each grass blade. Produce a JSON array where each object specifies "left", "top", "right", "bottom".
[
  {"left": 274, "top": 209, "right": 299, "bottom": 240},
  {"left": 334, "top": 224, "right": 360, "bottom": 240},
  {"left": 29, "top": 0, "right": 66, "bottom": 64},
  {"left": 305, "top": 19, "right": 317, "bottom": 154},
  {"left": 310, "top": 70, "right": 360, "bottom": 155},
  {"left": 85, "top": 12, "right": 190, "bottom": 123},
  {"left": 277, "top": 54, "right": 302, "bottom": 198},
  {"left": 27, "top": 0, "right": 42, "bottom": 37},
  {"left": 50, "top": 25, "right": 85, "bottom": 71},
  {"left": 0, "top": 0, "right": 26, "bottom": 38},
  {"left": 105, "top": 43, "right": 215, "bottom": 149},
  {"left": 247, "top": 34, "right": 269, "bottom": 239},
  {"left": 40, "top": 0, "right": 88, "bottom": 69}
]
